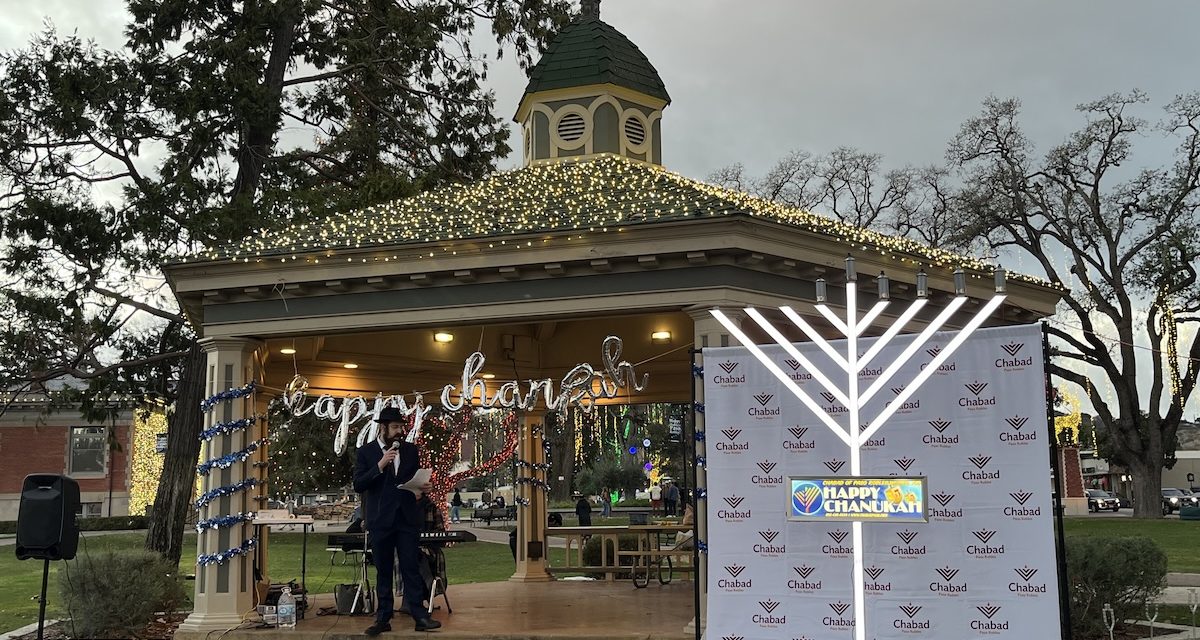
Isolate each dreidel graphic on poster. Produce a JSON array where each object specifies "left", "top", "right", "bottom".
[{"left": 711, "top": 256, "right": 1007, "bottom": 640}]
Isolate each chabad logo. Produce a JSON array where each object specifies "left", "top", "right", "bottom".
[
  {"left": 820, "top": 391, "right": 838, "bottom": 404},
  {"left": 965, "top": 455, "right": 999, "bottom": 483},
  {"left": 977, "top": 604, "right": 1002, "bottom": 619},
  {"left": 930, "top": 420, "right": 952, "bottom": 433},
  {"left": 749, "top": 392, "right": 779, "bottom": 419},
  {"left": 1015, "top": 567, "right": 1038, "bottom": 581},
  {"left": 758, "top": 530, "right": 780, "bottom": 544},
  {"left": 1006, "top": 491, "right": 1041, "bottom": 519},
  {"left": 1010, "top": 491, "right": 1033, "bottom": 505},
  {"left": 894, "top": 457, "right": 916, "bottom": 471},
  {"left": 865, "top": 566, "right": 885, "bottom": 580},
  {"left": 1001, "top": 343, "right": 1024, "bottom": 356},
  {"left": 753, "top": 393, "right": 774, "bottom": 406},
  {"left": 829, "top": 602, "right": 851, "bottom": 616},
  {"left": 794, "top": 565, "right": 816, "bottom": 579},
  {"left": 899, "top": 604, "right": 923, "bottom": 619},
  {"left": 965, "top": 382, "right": 989, "bottom": 396},
  {"left": 972, "top": 529, "right": 997, "bottom": 544},
  {"left": 788, "top": 426, "right": 809, "bottom": 439},
  {"left": 781, "top": 358, "right": 813, "bottom": 382},
  {"left": 723, "top": 496, "right": 745, "bottom": 509},
  {"left": 936, "top": 567, "right": 960, "bottom": 582},
  {"left": 897, "top": 530, "right": 919, "bottom": 544},
  {"left": 758, "top": 601, "right": 780, "bottom": 614},
  {"left": 783, "top": 359, "right": 801, "bottom": 371},
  {"left": 824, "top": 459, "right": 846, "bottom": 473},
  {"left": 828, "top": 529, "right": 850, "bottom": 544},
  {"left": 969, "top": 455, "right": 992, "bottom": 469},
  {"left": 716, "top": 428, "right": 748, "bottom": 454},
  {"left": 756, "top": 461, "right": 777, "bottom": 474},
  {"left": 932, "top": 493, "right": 956, "bottom": 507},
  {"left": 712, "top": 361, "right": 745, "bottom": 385},
  {"left": 718, "top": 361, "right": 739, "bottom": 374},
  {"left": 724, "top": 565, "right": 746, "bottom": 578},
  {"left": 926, "top": 346, "right": 942, "bottom": 358},
  {"left": 1002, "top": 415, "right": 1037, "bottom": 443}
]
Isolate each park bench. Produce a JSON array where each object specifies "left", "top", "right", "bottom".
[{"left": 472, "top": 505, "right": 516, "bottom": 524}]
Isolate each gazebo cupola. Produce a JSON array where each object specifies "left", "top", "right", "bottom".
[{"left": 515, "top": 0, "right": 670, "bottom": 166}]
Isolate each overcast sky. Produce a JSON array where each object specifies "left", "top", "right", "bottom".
[
  {"left": 5, "top": 0, "right": 1198, "bottom": 419},
  {"left": 8, "top": 0, "right": 1199, "bottom": 178}
]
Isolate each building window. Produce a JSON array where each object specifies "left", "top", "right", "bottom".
[
  {"left": 77, "top": 502, "right": 103, "bottom": 518},
  {"left": 69, "top": 426, "right": 107, "bottom": 475}
]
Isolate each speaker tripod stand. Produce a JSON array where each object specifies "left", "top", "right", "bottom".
[{"left": 36, "top": 558, "right": 50, "bottom": 640}]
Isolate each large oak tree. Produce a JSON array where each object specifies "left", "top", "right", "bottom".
[{"left": 0, "top": 0, "right": 573, "bottom": 562}]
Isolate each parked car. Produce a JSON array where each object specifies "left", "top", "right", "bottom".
[
  {"left": 1162, "top": 488, "right": 1189, "bottom": 514},
  {"left": 1086, "top": 489, "right": 1120, "bottom": 512},
  {"left": 1178, "top": 489, "right": 1200, "bottom": 507}
]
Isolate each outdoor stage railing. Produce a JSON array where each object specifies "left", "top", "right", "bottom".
[{"left": 546, "top": 525, "right": 695, "bottom": 582}]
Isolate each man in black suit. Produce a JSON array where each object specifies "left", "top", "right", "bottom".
[{"left": 353, "top": 407, "right": 441, "bottom": 634}]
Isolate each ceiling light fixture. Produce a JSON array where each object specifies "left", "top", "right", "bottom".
[
  {"left": 434, "top": 332, "right": 454, "bottom": 343},
  {"left": 343, "top": 363, "right": 359, "bottom": 369},
  {"left": 651, "top": 331, "right": 672, "bottom": 344},
  {"left": 280, "top": 347, "right": 297, "bottom": 355}
]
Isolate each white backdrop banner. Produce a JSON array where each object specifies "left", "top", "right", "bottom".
[{"left": 703, "top": 323, "right": 1062, "bottom": 640}]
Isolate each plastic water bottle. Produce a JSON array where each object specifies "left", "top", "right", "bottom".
[{"left": 277, "top": 586, "right": 296, "bottom": 629}]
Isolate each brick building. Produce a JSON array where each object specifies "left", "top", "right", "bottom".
[{"left": 0, "top": 390, "right": 133, "bottom": 521}]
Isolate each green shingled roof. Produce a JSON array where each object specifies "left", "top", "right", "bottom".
[
  {"left": 195, "top": 155, "right": 1047, "bottom": 290},
  {"left": 523, "top": 15, "right": 670, "bottom": 103}
]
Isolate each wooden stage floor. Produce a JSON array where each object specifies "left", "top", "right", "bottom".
[{"left": 174, "top": 580, "right": 697, "bottom": 640}]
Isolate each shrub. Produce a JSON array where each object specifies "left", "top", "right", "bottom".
[
  {"left": 581, "top": 533, "right": 641, "bottom": 578},
  {"left": 0, "top": 515, "right": 147, "bottom": 534},
  {"left": 1066, "top": 535, "right": 1166, "bottom": 639},
  {"left": 59, "top": 549, "right": 190, "bottom": 638}
]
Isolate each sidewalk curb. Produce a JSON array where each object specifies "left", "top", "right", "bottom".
[{"left": 0, "top": 620, "right": 59, "bottom": 640}]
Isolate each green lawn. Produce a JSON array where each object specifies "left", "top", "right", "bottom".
[
  {"left": 0, "top": 531, "right": 563, "bottom": 634},
  {"left": 1062, "top": 516, "right": 1200, "bottom": 572}
]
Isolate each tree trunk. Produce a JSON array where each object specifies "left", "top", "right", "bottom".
[
  {"left": 145, "top": 343, "right": 205, "bottom": 564},
  {"left": 1127, "top": 456, "right": 1165, "bottom": 519},
  {"left": 548, "top": 413, "right": 576, "bottom": 502}
]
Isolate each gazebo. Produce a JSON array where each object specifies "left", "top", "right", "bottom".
[{"left": 165, "top": 2, "right": 1061, "bottom": 635}]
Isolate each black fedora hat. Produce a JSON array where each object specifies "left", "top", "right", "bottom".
[{"left": 375, "top": 407, "right": 406, "bottom": 423}]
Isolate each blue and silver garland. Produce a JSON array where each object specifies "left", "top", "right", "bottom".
[
  {"left": 694, "top": 402, "right": 704, "bottom": 414},
  {"left": 692, "top": 364, "right": 704, "bottom": 378},
  {"left": 696, "top": 540, "right": 708, "bottom": 554},
  {"left": 197, "top": 439, "right": 268, "bottom": 476},
  {"left": 196, "top": 512, "right": 257, "bottom": 532},
  {"left": 195, "top": 478, "right": 260, "bottom": 509},
  {"left": 197, "top": 538, "right": 257, "bottom": 566},
  {"left": 695, "top": 487, "right": 707, "bottom": 500},
  {"left": 200, "top": 382, "right": 256, "bottom": 413},
  {"left": 694, "top": 431, "right": 706, "bottom": 442},
  {"left": 696, "top": 456, "right": 707, "bottom": 468},
  {"left": 198, "top": 416, "right": 260, "bottom": 441}
]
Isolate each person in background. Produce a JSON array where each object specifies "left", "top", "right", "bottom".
[
  {"left": 574, "top": 491, "right": 593, "bottom": 526},
  {"left": 664, "top": 480, "right": 680, "bottom": 516},
  {"left": 450, "top": 488, "right": 463, "bottom": 524},
  {"left": 649, "top": 481, "right": 663, "bottom": 515},
  {"left": 600, "top": 487, "right": 612, "bottom": 517},
  {"left": 494, "top": 494, "right": 506, "bottom": 509},
  {"left": 353, "top": 407, "right": 442, "bottom": 635}
]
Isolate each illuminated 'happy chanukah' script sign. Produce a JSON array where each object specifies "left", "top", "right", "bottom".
[{"left": 282, "top": 336, "right": 647, "bottom": 454}]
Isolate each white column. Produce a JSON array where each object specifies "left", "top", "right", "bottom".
[
  {"left": 179, "top": 337, "right": 263, "bottom": 634},
  {"left": 684, "top": 305, "right": 744, "bottom": 635},
  {"left": 510, "top": 413, "right": 552, "bottom": 582}
]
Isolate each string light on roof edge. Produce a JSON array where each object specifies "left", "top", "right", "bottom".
[{"left": 184, "top": 155, "right": 1050, "bottom": 288}]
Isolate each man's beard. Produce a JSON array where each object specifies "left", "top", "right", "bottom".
[{"left": 385, "top": 434, "right": 404, "bottom": 449}]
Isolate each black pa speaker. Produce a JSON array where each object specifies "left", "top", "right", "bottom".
[{"left": 15, "top": 474, "right": 80, "bottom": 561}]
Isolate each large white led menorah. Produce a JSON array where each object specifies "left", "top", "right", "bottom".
[{"left": 710, "top": 258, "right": 1007, "bottom": 640}]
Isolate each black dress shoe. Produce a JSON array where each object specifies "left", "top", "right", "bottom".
[
  {"left": 415, "top": 618, "right": 442, "bottom": 632},
  {"left": 364, "top": 621, "right": 391, "bottom": 636}
]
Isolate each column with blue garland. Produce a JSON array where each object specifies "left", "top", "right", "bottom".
[{"left": 180, "top": 338, "right": 264, "bottom": 634}]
